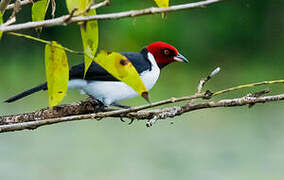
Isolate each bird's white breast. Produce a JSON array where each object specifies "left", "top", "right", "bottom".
[{"left": 68, "top": 52, "right": 160, "bottom": 105}]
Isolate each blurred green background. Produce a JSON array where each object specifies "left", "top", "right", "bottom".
[{"left": 1, "top": 0, "right": 284, "bottom": 179}]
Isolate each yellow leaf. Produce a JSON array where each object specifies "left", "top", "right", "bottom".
[
  {"left": 45, "top": 41, "right": 69, "bottom": 108},
  {"left": 0, "top": 11, "right": 2, "bottom": 40},
  {"left": 94, "top": 51, "right": 149, "bottom": 101},
  {"left": 153, "top": 0, "right": 169, "bottom": 18},
  {"left": 32, "top": 0, "right": 50, "bottom": 21},
  {"left": 80, "top": 9, "right": 98, "bottom": 76}
]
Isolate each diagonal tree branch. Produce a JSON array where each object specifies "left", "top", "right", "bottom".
[
  {"left": 0, "top": 93, "right": 283, "bottom": 133},
  {"left": 0, "top": 93, "right": 205, "bottom": 125},
  {"left": 1, "top": 73, "right": 284, "bottom": 133},
  {"left": 0, "top": 0, "right": 224, "bottom": 32}
]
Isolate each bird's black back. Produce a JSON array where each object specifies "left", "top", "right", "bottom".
[{"left": 69, "top": 48, "right": 151, "bottom": 81}]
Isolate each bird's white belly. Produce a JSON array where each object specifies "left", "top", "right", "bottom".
[
  {"left": 84, "top": 81, "right": 138, "bottom": 105},
  {"left": 68, "top": 67, "right": 160, "bottom": 105}
]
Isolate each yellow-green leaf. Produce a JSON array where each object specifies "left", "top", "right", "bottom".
[
  {"left": 66, "top": 0, "right": 88, "bottom": 14},
  {"left": 45, "top": 41, "right": 69, "bottom": 108},
  {"left": 94, "top": 50, "right": 149, "bottom": 102},
  {"left": 32, "top": 0, "right": 50, "bottom": 31},
  {"left": 32, "top": 0, "right": 50, "bottom": 21},
  {"left": 65, "top": 0, "right": 98, "bottom": 77},
  {"left": 0, "top": 11, "right": 3, "bottom": 40},
  {"left": 153, "top": 0, "right": 169, "bottom": 18},
  {"left": 80, "top": 9, "right": 98, "bottom": 76}
]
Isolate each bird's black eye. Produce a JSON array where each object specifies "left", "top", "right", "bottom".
[{"left": 163, "top": 49, "right": 170, "bottom": 56}]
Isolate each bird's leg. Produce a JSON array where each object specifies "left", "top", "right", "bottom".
[{"left": 111, "top": 102, "right": 131, "bottom": 109}]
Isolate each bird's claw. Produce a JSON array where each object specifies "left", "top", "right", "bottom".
[
  {"left": 120, "top": 116, "right": 125, "bottom": 122},
  {"left": 128, "top": 119, "right": 134, "bottom": 125},
  {"left": 119, "top": 113, "right": 135, "bottom": 125}
]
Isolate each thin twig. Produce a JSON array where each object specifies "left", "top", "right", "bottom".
[
  {"left": 0, "top": 0, "right": 224, "bottom": 32},
  {"left": 6, "top": 0, "right": 32, "bottom": 10},
  {"left": 90, "top": 0, "right": 110, "bottom": 10},
  {"left": 51, "top": 0, "right": 56, "bottom": 18},
  {"left": 0, "top": 0, "right": 11, "bottom": 14},
  {"left": 212, "top": 79, "right": 284, "bottom": 96}
]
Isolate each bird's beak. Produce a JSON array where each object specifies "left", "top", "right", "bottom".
[{"left": 173, "top": 53, "right": 189, "bottom": 63}]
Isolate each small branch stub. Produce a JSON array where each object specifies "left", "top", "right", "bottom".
[
  {"left": 209, "top": 67, "right": 221, "bottom": 78},
  {"left": 190, "top": 67, "right": 220, "bottom": 104}
]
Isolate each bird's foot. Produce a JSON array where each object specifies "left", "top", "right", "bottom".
[{"left": 119, "top": 113, "right": 135, "bottom": 125}]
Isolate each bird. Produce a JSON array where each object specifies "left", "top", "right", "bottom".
[{"left": 4, "top": 42, "right": 189, "bottom": 107}]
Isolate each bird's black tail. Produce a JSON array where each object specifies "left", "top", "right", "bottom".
[{"left": 4, "top": 83, "right": 47, "bottom": 103}]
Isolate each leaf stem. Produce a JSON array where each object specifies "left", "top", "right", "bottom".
[{"left": 7, "top": 32, "right": 84, "bottom": 55}]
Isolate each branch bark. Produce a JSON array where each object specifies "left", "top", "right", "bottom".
[
  {"left": 0, "top": 94, "right": 205, "bottom": 125},
  {"left": 0, "top": 93, "right": 283, "bottom": 133},
  {"left": 0, "top": 0, "right": 224, "bottom": 32}
]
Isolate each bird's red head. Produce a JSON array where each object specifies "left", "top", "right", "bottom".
[{"left": 146, "top": 42, "right": 189, "bottom": 68}]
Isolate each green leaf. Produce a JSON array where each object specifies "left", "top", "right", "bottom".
[
  {"left": 32, "top": 0, "right": 50, "bottom": 31},
  {"left": 94, "top": 51, "right": 149, "bottom": 102},
  {"left": 0, "top": 11, "right": 3, "bottom": 40},
  {"left": 45, "top": 41, "right": 69, "bottom": 108},
  {"left": 153, "top": 0, "right": 169, "bottom": 18},
  {"left": 80, "top": 9, "right": 98, "bottom": 76}
]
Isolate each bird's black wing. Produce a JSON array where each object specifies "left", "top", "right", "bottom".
[
  {"left": 69, "top": 48, "right": 151, "bottom": 81},
  {"left": 69, "top": 61, "right": 118, "bottom": 81}
]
